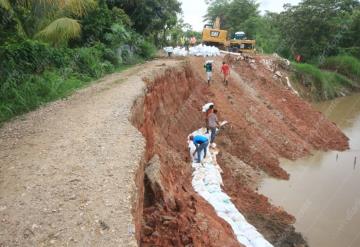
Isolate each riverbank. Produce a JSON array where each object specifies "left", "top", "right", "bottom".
[
  {"left": 260, "top": 93, "right": 360, "bottom": 247},
  {"left": 133, "top": 56, "right": 348, "bottom": 246},
  {"left": 291, "top": 56, "right": 360, "bottom": 101}
]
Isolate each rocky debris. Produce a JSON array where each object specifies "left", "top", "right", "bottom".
[
  {"left": 285, "top": 77, "right": 300, "bottom": 96},
  {"left": 260, "top": 54, "right": 291, "bottom": 73},
  {"left": 142, "top": 224, "right": 154, "bottom": 236},
  {"left": 274, "top": 71, "right": 283, "bottom": 78}
]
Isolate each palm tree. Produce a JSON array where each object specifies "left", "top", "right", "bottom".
[{"left": 0, "top": 0, "right": 96, "bottom": 46}]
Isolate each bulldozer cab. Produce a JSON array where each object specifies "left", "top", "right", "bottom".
[
  {"left": 233, "top": 32, "right": 246, "bottom": 40},
  {"left": 229, "top": 31, "right": 256, "bottom": 53}
]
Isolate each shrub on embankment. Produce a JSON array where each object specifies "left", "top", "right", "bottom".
[
  {"left": 321, "top": 55, "right": 360, "bottom": 82},
  {"left": 292, "top": 62, "right": 358, "bottom": 101}
]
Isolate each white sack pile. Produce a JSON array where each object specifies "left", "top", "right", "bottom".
[
  {"left": 164, "top": 45, "right": 220, "bottom": 57},
  {"left": 188, "top": 128, "right": 274, "bottom": 247}
]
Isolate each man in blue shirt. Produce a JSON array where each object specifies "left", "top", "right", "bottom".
[{"left": 190, "top": 135, "right": 209, "bottom": 163}]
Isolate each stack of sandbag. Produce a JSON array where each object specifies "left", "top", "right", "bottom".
[
  {"left": 188, "top": 128, "right": 274, "bottom": 247},
  {"left": 189, "top": 44, "right": 220, "bottom": 57}
]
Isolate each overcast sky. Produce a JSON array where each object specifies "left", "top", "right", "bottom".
[{"left": 180, "top": 0, "right": 302, "bottom": 31}]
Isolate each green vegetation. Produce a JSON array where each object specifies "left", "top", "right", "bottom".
[
  {"left": 293, "top": 63, "right": 358, "bottom": 101},
  {"left": 321, "top": 56, "right": 360, "bottom": 82},
  {"left": 0, "top": 0, "right": 183, "bottom": 123}
]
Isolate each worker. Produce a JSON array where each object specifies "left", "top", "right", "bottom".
[
  {"left": 189, "top": 135, "right": 209, "bottom": 163},
  {"left": 204, "top": 61, "right": 213, "bottom": 85},
  {"left": 190, "top": 36, "right": 197, "bottom": 46},
  {"left": 164, "top": 47, "right": 173, "bottom": 57},
  {"left": 221, "top": 61, "right": 230, "bottom": 86},
  {"left": 205, "top": 104, "right": 214, "bottom": 134},
  {"left": 208, "top": 109, "right": 220, "bottom": 144},
  {"left": 295, "top": 54, "right": 303, "bottom": 63}
]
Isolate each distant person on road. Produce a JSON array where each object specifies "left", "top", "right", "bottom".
[
  {"left": 190, "top": 36, "right": 197, "bottom": 47},
  {"left": 164, "top": 47, "right": 173, "bottom": 57},
  {"left": 208, "top": 109, "right": 220, "bottom": 144},
  {"left": 221, "top": 61, "right": 230, "bottom": 86},
  {"left": 204, "top": 61, "right": 213, "bottom": 85},
  {"left": 190, "top": 135, "right": 209, "bottom": 163}
]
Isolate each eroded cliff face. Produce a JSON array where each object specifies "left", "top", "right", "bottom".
[{"left": 131, "top": 57, "right": 348, "bottom": 247}]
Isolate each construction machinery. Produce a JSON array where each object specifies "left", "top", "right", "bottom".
[
  {"left": 202, "top": 17, "right": 229, "bottom": 50},
  {"left": 202, "top": 17, "right": 256, "bottom": 53},
  {"left": 229, "top": 32, "right": 256, "bottom": 54}
]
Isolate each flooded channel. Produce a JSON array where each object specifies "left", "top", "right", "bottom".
[{"left": 259, "top": 94, "right": 360, "bottom": 247}]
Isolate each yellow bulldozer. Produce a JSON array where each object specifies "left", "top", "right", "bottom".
[
  {"left": 202, "top": 17, "right": 256, "bottom": 53},
  {"left": 202, "top": 17, "right": 228, "bottom": 50}
]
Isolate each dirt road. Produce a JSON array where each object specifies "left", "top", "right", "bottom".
[{"left": 0, "top": 59, "right": 180, "bottom": 247}]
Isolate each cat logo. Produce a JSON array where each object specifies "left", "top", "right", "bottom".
[{"left": 210, "top": 31, "right": 220, "bottom": 37}]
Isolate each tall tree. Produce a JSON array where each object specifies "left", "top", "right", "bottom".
[
  {"left": 204, "top": 0, "right": 259, "bottom": 36},
  {"left": 106, "top": 0, "right": 182, "bottom": 36},
  {"left": 275, "top": 0, "right": 360, "bottom": 60}
]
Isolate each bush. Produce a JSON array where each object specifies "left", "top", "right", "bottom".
[
  {"left": 321, "top": 55, "right": 360, "bottom": 82},
  {"left": 0, "top": 23, "right": 155, "bottom": 123},
  {"left": 0, "top": 41, "right": 119, "bottom": 123},
  {"left": 0, "top": 40, "right": 54, "bottom": 77},
  {"left": 0, "top": 71, "right": 86, "bottom": 122},
  {"left": 74, "top": 5, "right": 131, "bottom": 47},
  {"left": 340, "top": 47, "right": 360, "bottom": 59},
  {"left": 137, "top": 40, "right": 156, "bottom": 59},
  {"left": 73, "top": 44, "right": 116, "bottom": 77}
]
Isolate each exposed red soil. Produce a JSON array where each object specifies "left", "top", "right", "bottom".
[
  {"left": 132, "top": 64, "right": 241, "bottom": 247},
  {"left": 131, "top": 56, "right": 349, "bottom": 247}
]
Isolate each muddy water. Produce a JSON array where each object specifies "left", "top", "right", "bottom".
[{"left": 260, "top": 94, "right": 360, "bottom": 247}]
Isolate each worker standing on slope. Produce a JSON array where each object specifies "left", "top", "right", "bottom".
[
  {"left": 208, "top": 109, "right": 220, "bottom": 144},
  {"left": 221, "top": 61, "right": 230, "bottom": 86},
  {"left": 204, "top": 104, "right": 214, "bottom": 134},
  {"left": 204, "top": 61, "right": 213, "bottom": 85},
  {"left": 190, "top": 135, "right": 209, "bottom": 163}
]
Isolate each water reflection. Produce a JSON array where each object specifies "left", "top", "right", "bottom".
[{"left": 260, "top": 94, "right": 360, "bottom": 247}]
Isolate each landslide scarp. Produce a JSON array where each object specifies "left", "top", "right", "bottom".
[{"left": 131, "top": 56, "right": 349, "bottom": 246}]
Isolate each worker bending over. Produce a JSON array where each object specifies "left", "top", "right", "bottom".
[{"left": 190, "top": 135, "right": 209, "bottom": 163}]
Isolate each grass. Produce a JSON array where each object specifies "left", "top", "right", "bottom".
[
  {"left": 293, "top": 63, "right": 357, "bottom": 101},
  {"left": 321, "top": 55, "right": 360, "bottom": 82}
]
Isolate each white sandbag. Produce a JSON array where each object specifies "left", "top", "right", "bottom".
[
  {"left": 163, "top": 47, "right": 173, "bottom": 53},
  {"left": 188, "top": 127, "right": 274, "bottom": 247},
  {"left": 202, "top": 102, "right": 214, "bottom": 112}
]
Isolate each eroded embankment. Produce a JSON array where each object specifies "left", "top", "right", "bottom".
[{"left": 131, "top": 58, "right": 349, "bottom": 247}]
